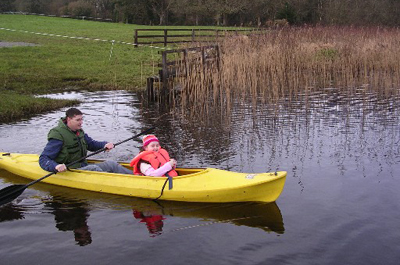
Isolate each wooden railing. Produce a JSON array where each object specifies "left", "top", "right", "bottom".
[
  {"left": 147, "top": 45, "right": 220, "bottom": 101},
  {"left": 134, "top": 28, "right": 264, "bottom": 47}
]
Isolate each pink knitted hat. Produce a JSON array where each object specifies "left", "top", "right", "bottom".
[{"left": 142, "top": 134, "right": 159, "bottom": 147}]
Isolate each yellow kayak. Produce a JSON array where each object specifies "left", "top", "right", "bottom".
[{"left": 0, "top": 152, "right": 286, "bottom": 203}]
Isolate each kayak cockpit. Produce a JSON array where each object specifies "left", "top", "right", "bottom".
[{"left": 87, "top": 159, "right": 206, "bottom": 177}]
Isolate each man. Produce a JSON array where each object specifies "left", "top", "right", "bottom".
[{"left": 39, "top": 108, "right": 132, "bottom": 174}]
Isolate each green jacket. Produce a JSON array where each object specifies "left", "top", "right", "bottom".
[{"left": 47, "top": 118, "right": 88, "bottom": 168}]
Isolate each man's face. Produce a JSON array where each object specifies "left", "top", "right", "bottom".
[{"left": 67, "top": 115, "right": 83, "bottom": 131}]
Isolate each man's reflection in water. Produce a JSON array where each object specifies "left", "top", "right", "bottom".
[
  {"left": 0, "top": 203, "right": 24, "bottom": 222},
  {"left": 133, "top": 210, "right": 165, "bottom": 236},
  {"left": 44, "top": 198, "right": 92, "bottom": 246}
]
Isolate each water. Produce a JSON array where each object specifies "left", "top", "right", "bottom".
[{"left": 1, "top": 89, "right": 399, "bottom": 265}]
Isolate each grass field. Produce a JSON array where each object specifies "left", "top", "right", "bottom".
[
  {"left": 0, "top": 14, "right": 224, "bottom": 122},
  {"left": 1, "top": 14, "right": 177, "bottom": 93}
]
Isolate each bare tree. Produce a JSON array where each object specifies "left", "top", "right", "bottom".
[
  {"left": 149, "top": 0, "right": 173, "bottom": 25},
  {"left": 85, "top": 0, "right": 114, "bottom": 18}
]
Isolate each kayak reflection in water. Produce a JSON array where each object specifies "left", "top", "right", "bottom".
[
  {"left": 133, "top": 210, "right": 165, "bottom": 236},
  {"left": 44, "top": 198, "right": 92, "bottom": 246}
]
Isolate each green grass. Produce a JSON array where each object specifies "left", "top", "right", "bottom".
[
  {"left": 0, "top": 14, "right": 232, "bottom": 122},
  {"left": 0, "top": 15, "right": 163, "bottom": 93},
  {"left": 315, "top": 47, "right": 339, "bottom": 60},
  {"left": 0, "top": 91, "right": 80, "bottom": 123}
]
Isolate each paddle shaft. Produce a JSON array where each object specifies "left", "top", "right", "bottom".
[{"left": 0, "top": 127, "right": 154, "bottom": 205}]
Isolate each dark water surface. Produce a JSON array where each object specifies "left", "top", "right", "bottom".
[{"left": 1, "top": 90, "right": 399, "bottom": 265}]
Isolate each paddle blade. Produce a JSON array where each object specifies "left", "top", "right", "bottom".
[{"left": 0, "top": 185, "right": 27, "bottom": 206}]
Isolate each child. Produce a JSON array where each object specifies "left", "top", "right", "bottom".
[{"left": 130, "top": 135, "right": 178, "bottom": 177}]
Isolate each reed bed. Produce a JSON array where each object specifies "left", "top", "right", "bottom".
[{"left": 174, "top": 26, "right": 400, "bottom": 115}]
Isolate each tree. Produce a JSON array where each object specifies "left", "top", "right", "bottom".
[
  {"left": 85, "top": 0, "right": 114, "bottom": 18},
  {"left": 148, "top": 0, "right": 173, "bottom": 25},
  {"left": 242, "top": 0, "right": 274, "bottom": 27},
  {"left": 208, "top": 0, "right": 249, "bottom": 26},
  {"left": 67, "top": 1, "right": 93, "bottom": 17},
  {"left": 276, "top": 1, "right": 296, "bottom": 24},
  {"left": 5, "top": 0, "right": 400, "bottom": 26},
  {"left": 0, "top": 0, "right": 15, "bottom": 12},
  {"left": 46, "top": 0, "right": 70, "bottom": 15},
  {"left": 169, "top": 0, "right": 214, "bottom": 25},
  {"left": 112, "top": 0, "right": 152, "bottom": 24}
]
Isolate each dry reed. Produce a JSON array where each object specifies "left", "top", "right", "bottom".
[{"left": 173, "top": 26, "right": 400, "bottom": 115}]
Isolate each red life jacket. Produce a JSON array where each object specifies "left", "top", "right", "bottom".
[{"left": 130, "top": 148, "right": 178, "bottom": 177}]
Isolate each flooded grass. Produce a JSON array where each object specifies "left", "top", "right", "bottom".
[
  {"left": 0, "top": 91, "right": 79, "bottom": 123},
  {"left": 175, "top": 26, "right": 400, "bottom": 115}
]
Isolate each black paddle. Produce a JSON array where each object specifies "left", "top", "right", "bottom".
[{"left": 0, "top": 127, "right": 154, "bottom": 206}]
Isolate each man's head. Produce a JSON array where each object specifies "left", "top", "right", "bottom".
[{"left": 65, "top": 108, "right": 83, "bottom": 131}]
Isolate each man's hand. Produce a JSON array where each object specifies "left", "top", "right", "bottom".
[
  {"left": 55, "top": 164, "right": 67, "bottom": 172},
  {"left": 104, "top": 142, "right": 114, "bottom": 151}
]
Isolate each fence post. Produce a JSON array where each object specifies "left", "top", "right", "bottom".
[
  {"left": 192, "top": 29, "right": 195, "bottom": 42},
  {"left": 215, "top": 45, "right": 220, "bottom": 71},
  {"left": 147, "top": 77, "right": 154, "bottom": 101},
  {"left": 161, "top": 51, "right": 168, "bottom": 94},
  {"left": 134, "top": 29, "right": 138, "bottom": 48},
  {"left": 164, "top": 29, "right": 168, "bottom": 47},
  {"left": 183, "top": 49, "right": 188, "bottom": 77},
  {"left": 201, "top": 47, "right": 206, "bottom": 75}
]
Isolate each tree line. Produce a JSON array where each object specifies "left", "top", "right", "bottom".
[{"left": 2, "top": 0, "right": 400, "bottom": 27}]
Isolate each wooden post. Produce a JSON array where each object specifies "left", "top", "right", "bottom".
[
  {"left": 134, "top": 29, "right": 138, "bottom": 48},
  {"left": 161, "top": 51, "right": 168, "bottom": 95},
  {"left": 147, "top": 77, "right": 154, "bottom": 101},
  {"left": 192, "top": 29, "right": 195, "bottom": 42},
  {"left": 201, "top": 46, "right": 206, "bottom": 76},
  {"left": 164, "top": 29, "right": 168, "bottom": 47},
  {"left": 215, "top": 45, "right": 220, "bottom": 71},
  {"left": 183, "top": 49, "right": 188, "bottom": 77}
]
